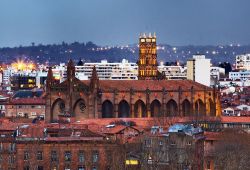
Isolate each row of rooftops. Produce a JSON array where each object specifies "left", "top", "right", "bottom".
[
  {"left": 1, "top": 116, "right": 250, "bottom": 142},
  {"left": 220, "top": 86, "right": 250, "bottom": 115}
]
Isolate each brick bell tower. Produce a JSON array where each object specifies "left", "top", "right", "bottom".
[{"left": 138, "top": 32, "right": 158, "bottom": 80}]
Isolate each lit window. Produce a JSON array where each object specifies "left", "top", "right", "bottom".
[{"left": 140, "top": 39, "right": 145, "bottom": 42}]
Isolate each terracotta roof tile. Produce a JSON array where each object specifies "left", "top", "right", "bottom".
[
  {"left": 221, "top": 116, "right": 250, "bottom": 123},
  {"left": 10, "top": 98, "right": 45, "bottom": 105},
  {"left": 82, "top": 80, "right": 211, "bottom": 91}
]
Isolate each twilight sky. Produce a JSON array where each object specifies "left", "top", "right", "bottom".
[{"left": 0, "top": 0, "right": 250, "bottom": 47}]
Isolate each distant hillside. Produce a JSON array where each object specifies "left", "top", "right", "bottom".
[{"left": 1, "top": 42, "right": 250, "bottom": 65}]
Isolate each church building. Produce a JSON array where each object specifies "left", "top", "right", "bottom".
[{"left": 45, "top": 34, "right": 221, "bottom": 123}]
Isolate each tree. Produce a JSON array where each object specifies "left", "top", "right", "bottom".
[
  {"left": 213, "top": 129, "right": 250, "bottom": 170},
  {"left": 218, "top": 62, "right": 232, "bottom": 75}
]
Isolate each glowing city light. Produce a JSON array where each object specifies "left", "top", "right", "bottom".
[{"left": 11, "top": 59, "right": 36, "bottom": 71}]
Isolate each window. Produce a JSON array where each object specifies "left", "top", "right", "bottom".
[
  {"left": 17, "top": 112, "right": 24, "bottom": 117},
  {"left": 0, "top": 142, "right": 3, "bottom": 151},
  {"left": 171, "top": 140, "right": 176, "bottom": 145},
  {"left": 24, "top": 113, "right": 28, "bottom": 118},
  {"left": 92, "top": 151, "right": 99, "bottom": 163},
  {"left": 92, "top": 167, "right": 97, "bottom": 170},
  {"left": 64, "top": 164, "right": 70, "bottom": 170},
  {"left": 31, "top": 112, "right": 37, "bottom": 116},
  {"left": 37, "top": 151, "right": 43, "bottom": 160},
  {"left": 78, "top": 151, "right": 84, "bottom": 163},
  {"left": 51, "top": 166, "right": 57, "bottom": 170},
  {"left": 145, "top": 139, "right": 151, "bottom": 147},
  {"left": 8, "top": 155, "right": 15, "bottom": 164},
  {"left": 37, "top": 166, "right": 43, "bottom": 170},
  {"left": 24, "top": 151, "right": 29, "bottom": 160},
  {"left": 159, "top": 140, "right": 163, "bottom": 146},
  {"left": 78, "top": 166, "right": 85, "bottom": 170},
  {"left": 51, "top": 151, "right": 58, "bottom": 162},
  {"left": 64, "top": 151, "right": 71, "bottom": 162},
  {"left": 207, "top": 160, "right": 211, "bottom": 169},
  {"left": 9, "top": 143, "right": 16, "bottom": 152},
  {"left": 23, "top": 166, "right": 29, "bottom": 170}
]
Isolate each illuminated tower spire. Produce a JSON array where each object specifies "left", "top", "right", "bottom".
[{"left": 138, "top": 33, "right": 158, "bottom": 80}]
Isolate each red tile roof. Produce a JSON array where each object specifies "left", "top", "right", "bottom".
[
  {"left": 45, "top": 136, "right": 104, "bottom": 141},
  {"left": 101, "top": 125, "right": 127, "bottom": 134},
  {"left": 220, "top": 116, "right": 250, "bottom": 123},
  {"left": 82, "top": 80, "right": 211, "bottom": 91},
  {"left": 0, "top": 118, "right": 32, "bottom": 131},
  {"left": 9, "top": 98, "right": 45, "bottom": 105}
]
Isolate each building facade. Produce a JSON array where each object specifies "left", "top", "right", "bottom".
[
  {"left": 5, "top": 90, "right": 45, "bottom": 118},
  {"left": 229, "top": 70, "right": 250, "bottom": 81},
  {"left": 45, "top": 61, "right": 221, "bottom": 123},
  {"left": 187, "top": 55, "right": 211, "bottom": 86},
  {"left": 0, "top": 122, "right": 125, "bottom": 170},
  {"left": 75, "top": 59, "right": 137, "bottom": 80},
  {"left": 235, "top": 54, "right": 250, "bottom": 71}
]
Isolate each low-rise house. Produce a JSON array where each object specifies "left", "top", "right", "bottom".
[
  {"left": 0, "top": 94, "right": 9, "bottom": 117},
  {"left": 222, "top": 107, "right": 241, "bottom": 116},
  {"left": 5, "top": 90, "right": 45, "bottom": 119},
  {"left": 141, "top": 124, "right": 205, "bottom": 170},
  {"left": 0, "top": 121, "right": 125, "bottom": 170}
]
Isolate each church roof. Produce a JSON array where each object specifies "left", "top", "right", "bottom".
[{"left": 82, "top": 79, "right": 212, "bottom": 91}]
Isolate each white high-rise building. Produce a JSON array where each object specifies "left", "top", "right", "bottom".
[
  {"left": 187, "top": 55, "right": 211, "bottom": 86},
  {"left": 235, "top": 54, "right": 250, "bottom": 70},
  {"left": 75, "top": 59, "right": 138, "bottom": 80},
  {"left": 158, "top": 61, "right": 187, "bottom": 80}
]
